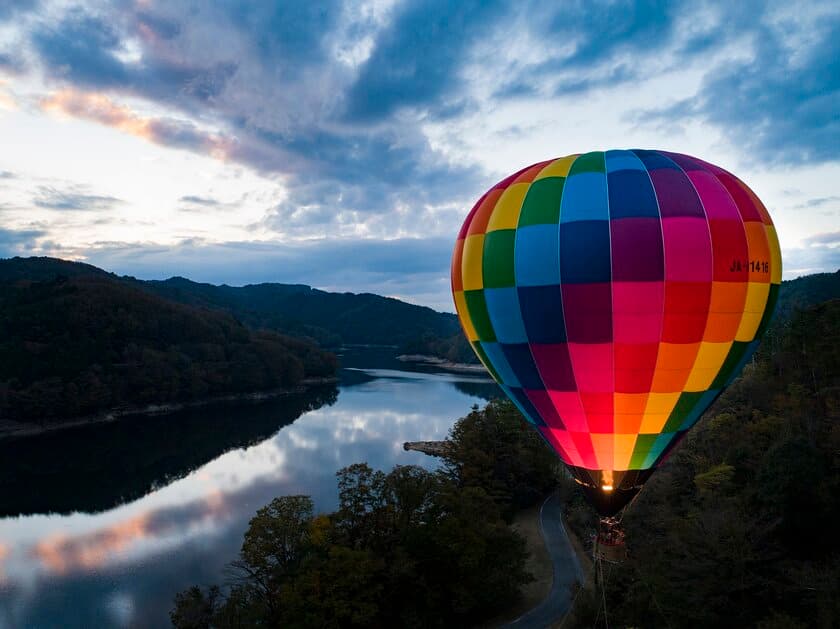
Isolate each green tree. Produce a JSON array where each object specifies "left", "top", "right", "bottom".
[
  {"left": 444, "top": 398, "right": 558, "bottom": 517},
  {"left": 229, "top": 495, "right": 314, "bottom": 624},
  {"left": 170, "top": 586, "right": 222, "bottom": 629}
]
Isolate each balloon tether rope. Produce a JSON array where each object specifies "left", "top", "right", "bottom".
[
  {"left": 593, "top": 553, "right": 611, "bottom": 629},
  {"left": 634, "top": 563, "right": 673, "bottom": 628}
]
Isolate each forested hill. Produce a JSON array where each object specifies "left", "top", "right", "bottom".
[
  {"left": 0, "top": 266, "right": 337, "bottom": 424},
  {"left": 0, "top": 256, "right": 112, "bottom": 282},
  {"left": 775, "top": 270, "right": 840, "bottom": 318},
  {"left": 139, "top": 276, "right": 459, "bottom": 347},
  {"left": 0, "top": 257, "right": 461, "bottom": 347}
]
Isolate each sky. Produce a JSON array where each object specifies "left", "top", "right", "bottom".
[{"left": 0, "top": 0, "right": 837, "bottom": 312}]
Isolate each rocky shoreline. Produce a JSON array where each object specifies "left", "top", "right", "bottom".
[{"left": 0, "top": 376, "right": 339, "bottom": 441}]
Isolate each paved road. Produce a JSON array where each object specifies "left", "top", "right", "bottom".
[{"left": 502, "top": 492, "right": 585, "bottom": 629}]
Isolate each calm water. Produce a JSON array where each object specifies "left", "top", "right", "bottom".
[{"left": 0, "top": 348, "right": 498, "bottom": 628}]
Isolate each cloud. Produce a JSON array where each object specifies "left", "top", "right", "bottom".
[
  {"left": 30, "top": 7, "right": 237, "bottom": 105},
  {"left": 0, "top": 0, "right": 38, "bottom": 21},
  {"left": 0, "top": 78, "right": 17, "bottom": 110},
  {"left": 0, "top": 227, "right": 45, "bottom": 256},
  {"left": 179, "top": 195, "right": 220, "bottom": 206},
  {"left": 33, "top": 184, "right": 123, "bottom": 211},
  {"left": 0, "top": 52, "right": 25, "bottom": 75},
  {"left": 23, "top": 2, "right": 484, "bottom": 238},
  {"left": 36, "top": 89, "right": 481, "bottom": 240},
  {"left": 486, "top": 1, "right": 710, "bottom": 104},
  {"left": 543, "top": 1, "right": 679, "bottom": 68},
  {"left": 31, "top": 8, "right": 127, "bottom": 87},
  {"left": 0, "top": 170, "right": 15, "bottom": 179},
  {"left": 40, "top": 90, "right": 235, "bottom": 160},
  {"left": 552, "top": 64, "right": 638, "bottom": 98},
  {"left": 634, "top": 6, "right": 840, "bottom": 164},
  {"left": 705, "top": 16, "right": 838, "bottom": 164},
  {"left": 782, "top": 231, "right": 840, "bottom": 278},
  {"left": 802, "top": 231, "right": 840, "bottom": 247},
  {"left": 177, "top": 195, "right": 240, "bottom": 214},
  {"left": 21, "top": 1, "right": 836, "bottom": 241},
  {"left": 38, "top": 84, "right": 480, "bottom": 237},
  {"left": 343, "top": 0, "right": 508, "bottom": 121},
  {"left": 794, "top": 196, "right": 840, "bottom": 210}
]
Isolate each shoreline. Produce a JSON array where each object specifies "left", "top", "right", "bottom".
[
  {"left": 396, "top": 353, "right": 487, "bottom": 374},
  {"left": 0, "top": 376, "right": 338, "bottom": 441}
]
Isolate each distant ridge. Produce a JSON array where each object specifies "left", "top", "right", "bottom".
[
  {"left": 775, "top": 270, "right": 840, "bottom": 319},
  {"left": 0, "top": 256, "right": 461, "bottom": 348},
  {"left": 0, "top": 256, "right": 113, "bottom": 282},
  {"left": 139, "top": 275, "right": 460, "bottom": 347}
]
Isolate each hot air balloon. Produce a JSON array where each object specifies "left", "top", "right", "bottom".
[{"left": 451, "top": 150, "right": 781, "bottom": 558}]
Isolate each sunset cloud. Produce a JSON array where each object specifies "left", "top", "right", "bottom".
[
  {"left": 40, "top": 89, "right": 234, "bottom": 161},
  {"left": 0, "top": 79, "right": 17, "bottom": 110}
]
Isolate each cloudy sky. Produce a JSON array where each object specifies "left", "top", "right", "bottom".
[{"left": 0, "top": 0, "right": 837, "bottom": 311}]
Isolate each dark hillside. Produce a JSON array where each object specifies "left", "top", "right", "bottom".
[
  {"left": 140, "top": 276, "right": 461, "bottom": 347},
  {"left": 0, "top": 271, "right": 336, "bottom": 423},
  {"left": 776, "top": 270, "right": 840, "bottom": 318},
  {"left": 0, "top": 257, "right": 462, "bottom": 348},
  {"left": 0, "top": 256, "right": 112, "bottom": 282}
]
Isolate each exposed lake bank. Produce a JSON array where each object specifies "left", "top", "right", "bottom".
[
  {"left": 0, "top": 376, "right": 339, "bottom": 441},
  {"left": 396, "top": 353, "right": 485, "bottom": 373}
]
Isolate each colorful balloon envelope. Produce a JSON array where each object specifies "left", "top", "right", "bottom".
[{"left": 451, "top": 150, "right": 781, "bottom": 516}]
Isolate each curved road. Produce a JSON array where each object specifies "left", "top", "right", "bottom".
[{"left": 502, "top": 492, "right": 585, "bottom": 629}]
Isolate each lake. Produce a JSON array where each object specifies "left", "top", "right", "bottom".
[{"left": 0, "top": 347, "right": 498, "bottom": 628}]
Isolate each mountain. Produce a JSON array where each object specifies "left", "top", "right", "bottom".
[
  {"left": 0, "top": 262, "right": 337, "bottom": 424},
  {"left": 0, "top": 256, "right": 113, "bottom": 282},
  {"left": 776, "top": 269, "right": 840, "bottom": 319},
  {"left": 138, "top": 276, "right": 461, "bottom": 347},
  {"left": 0, "top": 257, "right": 461, "bottom": 348}
]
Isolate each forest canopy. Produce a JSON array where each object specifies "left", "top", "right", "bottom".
[{"left": 0, "top": 271, "right": 337, "bottom": 423}]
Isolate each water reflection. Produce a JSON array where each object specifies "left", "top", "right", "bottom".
[
  {"left": 0, "top": 357, "right": 499, "bottom": 628},
  {"left": 0, "top": 388, "right": 339, "bottom": 517}
]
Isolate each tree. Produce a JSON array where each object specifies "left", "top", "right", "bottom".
[
  {"left": 229, "top": 495, "right": 314, "bottom": 624},
  {"left": 444, "top": 399, "right": 559, "bottom": 517},
  {"left": 170, "top": 586, "right": 222, "bottom": 629}
]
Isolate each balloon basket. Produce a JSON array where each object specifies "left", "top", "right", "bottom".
[{"left": 594, "top": 516, "right": 627, "bottom": 563}]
